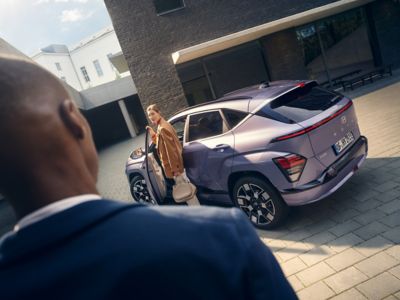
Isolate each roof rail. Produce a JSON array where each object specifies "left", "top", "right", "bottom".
[
  {"left": 175, "top": 96, "right": 253, "bottom": 116},
  {"left": 259, "top": 81, "right": 270, "bottom": 89}
]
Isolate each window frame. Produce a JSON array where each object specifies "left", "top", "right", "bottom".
[
  {"left": 154, "top": 0, "right": 185, "bottom": 16},
  {"left": 80, "top": 66, "right": 90, "bottom": 83},
  {"left": 93, "top": 59, "right": 104, "bottom": 77},
  {"left": 170, "top": 116, "right": 188, "bottom": 144},
  {"left": 221, "top": 109, "right": 249, "bottom": 130},
  {"left": 55, "top": 62, "right": 62, "bottom": 71},
  {"left": 184, "top": 109, "right": 229, "bottom": 144}
]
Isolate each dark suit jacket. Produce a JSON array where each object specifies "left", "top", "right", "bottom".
[{"left": 0, "top": 200, "right": 297, "bottom": 300}]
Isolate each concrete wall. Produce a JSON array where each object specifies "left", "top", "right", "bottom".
[
  {"left": 80, "top": 75, "right": 137, "bottom": 109},
  {"left": 105, "top": 0, "right": 338, "bottom": 118}
]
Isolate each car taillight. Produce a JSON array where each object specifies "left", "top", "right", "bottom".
[
  {"left": 272, "top": 101, "right": 353, "bottom": 142},
  {"left": 273, "top": 154, "right": 306, "bottom": 182}
]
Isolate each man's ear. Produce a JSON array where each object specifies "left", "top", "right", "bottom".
[{"left": 59, "top": 99, "right": 85, "bottom": 139}]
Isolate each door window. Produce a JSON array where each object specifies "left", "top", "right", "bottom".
[
  {"left": 187, "top": 111, "right": 225, "bottom": 142},
  {"left": 170, "top": 117, "right": 187, "bottom": 142}
]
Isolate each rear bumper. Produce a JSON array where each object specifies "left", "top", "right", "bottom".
[{"left": 281, "top": 136, "right": 368, "bottom": 206}]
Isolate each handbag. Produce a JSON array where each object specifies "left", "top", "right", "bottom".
[{"left": 172, "top": 173, "right": 197, "bottom": 203}]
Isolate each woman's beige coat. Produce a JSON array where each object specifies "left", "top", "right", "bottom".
[{"left": 152, "top": 119, "right": 184, "bottom": 179}]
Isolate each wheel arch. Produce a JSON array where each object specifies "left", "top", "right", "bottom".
[{"left": 227, "top": 171, "right": 276, "bottom": 200}]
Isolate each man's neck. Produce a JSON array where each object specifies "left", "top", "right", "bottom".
[{"left": 6, "top": 167, "right": 98, "bottom": 220}]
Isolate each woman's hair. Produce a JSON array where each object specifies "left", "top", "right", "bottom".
[{"left": 147, "top": 104, "right": 161, "bottom": 114}]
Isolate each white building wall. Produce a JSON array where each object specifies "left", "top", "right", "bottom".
[
  {"left": 31, "top": 28, "right": 130, "bottom": 91},
  {"left": 33, "top": 53, "right": 82, "bottom": 90},
  {"left": 70, "top": 30, "right": 129, "bottom": 90}
]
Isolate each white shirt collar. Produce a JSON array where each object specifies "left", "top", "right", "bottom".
[{"left": 14, "top": 194, "right": 102, "bottom": 232}]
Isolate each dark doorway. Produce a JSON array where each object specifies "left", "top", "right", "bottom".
[
  {"left": 82, "top": 102, "right": 130, "bottom": 149},
  {"left": 124, "top": 94, "right": 148, "bottom": 134}
]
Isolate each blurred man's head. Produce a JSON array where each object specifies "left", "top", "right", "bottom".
[{"left": 0, "top": 55, "right": 98, "bottom": 218}]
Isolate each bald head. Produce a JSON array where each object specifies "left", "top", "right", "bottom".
[{"left": 0, "top": 55, "right": 98, "bottom": 218}]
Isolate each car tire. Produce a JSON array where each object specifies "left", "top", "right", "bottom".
[
  {"left": 232, "top": 176, "right": 289, "bottom": 229},
  {"left": 130, "top": 175, "right": 158, "bottom": 205}
]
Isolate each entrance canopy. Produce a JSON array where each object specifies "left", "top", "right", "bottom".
[{"left": 171, "top": 0, "right": 374, "bottom": 65}]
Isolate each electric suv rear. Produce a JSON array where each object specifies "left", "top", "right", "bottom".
[{"left": 126, "top": 80, "right": 367, "bottom": 229}]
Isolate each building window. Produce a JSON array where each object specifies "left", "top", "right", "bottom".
[
  {"left": 55, "top": 62, "right": 62, "bottom": 71},
  {"left": 154, "top": 0, "right": 185, "bottom": 15},
  {"left": 60, "top": 76, "right": 67, "bottom": 82},
  {"left": 93, "top": 59, "right": 104, "bottom": 77},
  {"left": 80, "top": 66, "right": 90, "bottom": 82}
]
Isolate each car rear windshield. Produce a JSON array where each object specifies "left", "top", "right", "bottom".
[{"left": 258, "top": 82, "right": 343, "bottom": 123}]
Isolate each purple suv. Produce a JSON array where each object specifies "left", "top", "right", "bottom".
[{"left": 126, "top": 80, "right": 368, "bottom": 229}]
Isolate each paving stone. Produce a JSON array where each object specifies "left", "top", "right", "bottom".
[
  {"left": 355, "top": 252, "right": 399, "bottom": 278},
  {"left": 280, "top": 257, "right": 307, "bottom": 277},
  {"left": 356, "top": 272, "right": 400, "bottom": 300},
  {"left": 377, "top": 190, "right": 400, "bottom": 203},
  {"left": 385, "top": 245, "right": 400, "bottom": 261},
  {"left": 389, "top": 265, "right": 400, "bottom": 279},
  {"left": 381, "top": 211, "right": 400, "bottom": 228},
  {"left": 328, "top": 233, "right": 364, "bottom": 254},
  {"left": 383, "top": 295, "right": 399, "bottom": 300},
  {"left": 353, "top": 189, "right": 380, "bottom": 202},
  {"left": 326, "top": 248, "right": 366, "bottom": 271},
  {"left": 330, "top": 288, "right": 367, "bottom": 300},
  {"left": 355, "top": 235, "right": 393, "bottom": 257},
  {"left": 383, "top": 226, "right": 400, "bottom": 243},
  {"left": 325, "top": 267, "right": 368, "bottom": 294},
  {"left": 355, "top": 198, "right": 383, "bottom": 212},
  {"left": 297, "top": 281, "right": 335, "bottom": 300},
  {"left": 265, "top": 238, "right": 288, "bottom": 252},
  {"left": 353, "top": 221, "right": 390, "bottom": 240},
  {"left": 303, "top": 231, "right": 337, "bottom": 247},
  {"left": 257, "top": 228, "right": 290, "bottom": 240},
  {"left": 329, "top": 220, "right": 362, "bottom": 237},
  {"left": 330, "top": 208, "right": 360, "bottom": 223},
  {"left": 379, "top": 198, "right": 400, "bottom": 214},
  {"left": 304, "top": 219, "right": 337, "bottom": 236},
  {"left": 395, "top": 291, "right": 400, "bottom": 299},
  {"left": 279, "top": 229, "right": 314, "bottom": 245},
  {"left": 277, "top": 241, "right": 313, "bottom": 262},
  {"left": 298, "top": 245, "right": 335, "bottom": 267},
  {"left": 354, "top": 209, "right": 387, "bottom": 225},
  {"left": 374, "top": 181, "right": 400, "bottom": 193},
  {"left": 287, "top": 275, "right": 304, "bottom": 292},
  {"left": 286, "top": 217, "right": 314, "bottom": 231},
  {"left": 297, "top": 262, "right": 335, "bottom": 287}
]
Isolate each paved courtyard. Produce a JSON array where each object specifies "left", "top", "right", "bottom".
[
  {"left": 0, "top": 78, "right": 399, "bottom": 299},
  {"left": 96, "top": 79, "right": 400, "bottom": 300}
]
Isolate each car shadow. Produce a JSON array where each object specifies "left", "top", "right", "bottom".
[{"left": 257, "top": 156, "right": 400, "bottom": 257}]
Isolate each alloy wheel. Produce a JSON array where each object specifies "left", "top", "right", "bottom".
[
  {"left": 236, "top": 183, "right": 276, "bottom": 225},
  {"left": 132, "top": 178, "right": 156, "bottom": 205}
]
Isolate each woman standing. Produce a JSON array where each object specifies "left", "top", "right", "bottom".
[{"left": 146, "top": 104, "right": 199, "bottom": 206}]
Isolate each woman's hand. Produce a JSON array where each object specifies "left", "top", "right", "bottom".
[{"left": 146, "top": 126, "right": 156, "bottom": 138}]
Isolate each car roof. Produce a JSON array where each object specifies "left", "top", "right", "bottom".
[{"left": 170, "top": 80, "right": 315, "bottom": 121}]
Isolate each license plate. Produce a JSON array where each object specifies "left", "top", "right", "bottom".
[{"left": 333, "top": 132, "right": 354, "bottom": 154}]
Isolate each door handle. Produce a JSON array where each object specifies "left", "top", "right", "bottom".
[{"left": 213, "top": 144, "right": 230, "bottom": 152}]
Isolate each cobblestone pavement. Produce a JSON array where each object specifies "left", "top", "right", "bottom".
[{"left": 0, "top": 79, "right": 399, "bottom": 299}]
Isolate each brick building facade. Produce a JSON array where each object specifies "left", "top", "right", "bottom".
[{"left": 105, "top": 0, "right": 400, "bottom": 118}]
